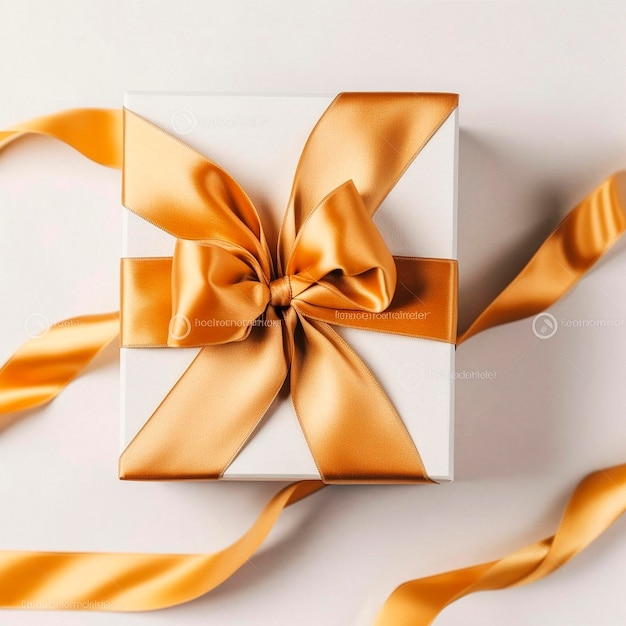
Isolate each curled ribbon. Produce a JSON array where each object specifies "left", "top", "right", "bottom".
[
  {"left": 1, "top": 104, "right": 626, "bottom": 623},
  {"left": 119, "top": 94, "right": 458, "bottom": 483}
]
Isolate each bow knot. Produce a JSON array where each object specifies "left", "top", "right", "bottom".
[{"left": 269, "top": 275, "right": 292, "bottom": 308}]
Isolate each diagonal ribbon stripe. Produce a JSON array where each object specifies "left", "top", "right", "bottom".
[{"left": 1, "top": 105, "right": 626, "bottom": 622}]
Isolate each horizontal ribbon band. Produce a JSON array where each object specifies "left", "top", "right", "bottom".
[{"left": 120, "top": 256, "right": 457, "bottom": 346}]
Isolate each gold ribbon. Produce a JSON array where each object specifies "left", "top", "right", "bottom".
[
  {"left": 0, "top": 108, "right": 123, "bottom": 416},
  {"left": 0, "top": 480, "right": 324, "bottom": 610},
  {"left": 374, "top": 463, "right": 626, "bottom": 626},
  {"left": 0, "top": 108, "right": 122, "bottom": 168},
  {"left": 1, "top": 105, "right": 626, "bottom": 622},
  {"left": 119, "top": 94, "right": 458, "bottom": 483},
  {"left": 459, "top": 171, "right": 626, "bottom": 343}
]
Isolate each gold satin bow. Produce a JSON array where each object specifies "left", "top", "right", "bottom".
[{"left": 118, "top": 94, "right": 458, "bottom": 483}]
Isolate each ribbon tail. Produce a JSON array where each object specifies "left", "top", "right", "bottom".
[
  {"left": 0, "top": 313, "right": 120, "bottom": 416},
  {"left": 119, "top": 311, "right": 289, "bottom": 480},
  {"left": 0, "top": 109, "right": 122, "bottom": 169},
  {"left": 0, "top": 479, "right": 323, "bottom": 611},
  {"left": 290, "top": 314, "right": 429, "bottom": 484},
  {"left": 459, "top": 172, "right": 626, "bottom": 344},
  {"left": 373, "top": 463, "right": 626, "bottom": 626}
]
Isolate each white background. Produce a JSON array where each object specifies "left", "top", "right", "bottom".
[{"left": 1, "top": 1, "right": 626, "bottom": 625}]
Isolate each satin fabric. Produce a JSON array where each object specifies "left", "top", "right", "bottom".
[
  {"left": 0, "top": 108, "right": 123, "bottom": 416},
  {"left": 1, "top": 105, "right": 626, "bottom": 623},
  {"left": 121, "top": 256, "right": 457, "bottom": 345},
  {"left": 0, "top": 108, "right": 122, "bottom": 168},
  {"left": 0, "top": 481, "right": 324, "bottom": 610},
  {"left": 119, "top": 96, "right": 458, "bottom": 482},
  {"left": 373, "top": 464, "right": 626, "bottom": 626},
  {"left": 459, "top": 172, "right": 626, "bottom": 343},
  {"left": 0, "top": 313, "right": 119, "bottom": 414}
]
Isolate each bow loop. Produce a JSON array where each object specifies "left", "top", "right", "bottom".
[
  {"left": 123, "top": 109, "right": 273, "bottom": 279},
  {"left": 170, "top": 179, "right": 398, "bottom": 344},
  {"left": 169, "top": 239, "right": 270, "bottom": 347},
  {"left": 282, "top": 180, "right": 397, "bottom": 313}
]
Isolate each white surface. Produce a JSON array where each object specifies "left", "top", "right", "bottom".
[
  {"left": 1, "top": 1, "right": 626, "bottom": 625},
  {"left": 121, "top": 93, "right": 456, "bottom": 481}
]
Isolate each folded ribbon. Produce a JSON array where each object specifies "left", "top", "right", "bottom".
[{"left": 118, "top": 94, "right": 459, "bottom": 483}]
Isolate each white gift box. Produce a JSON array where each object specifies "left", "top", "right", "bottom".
[{"left": 121, "top": 93, "right": 458, "bottom": 482}]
